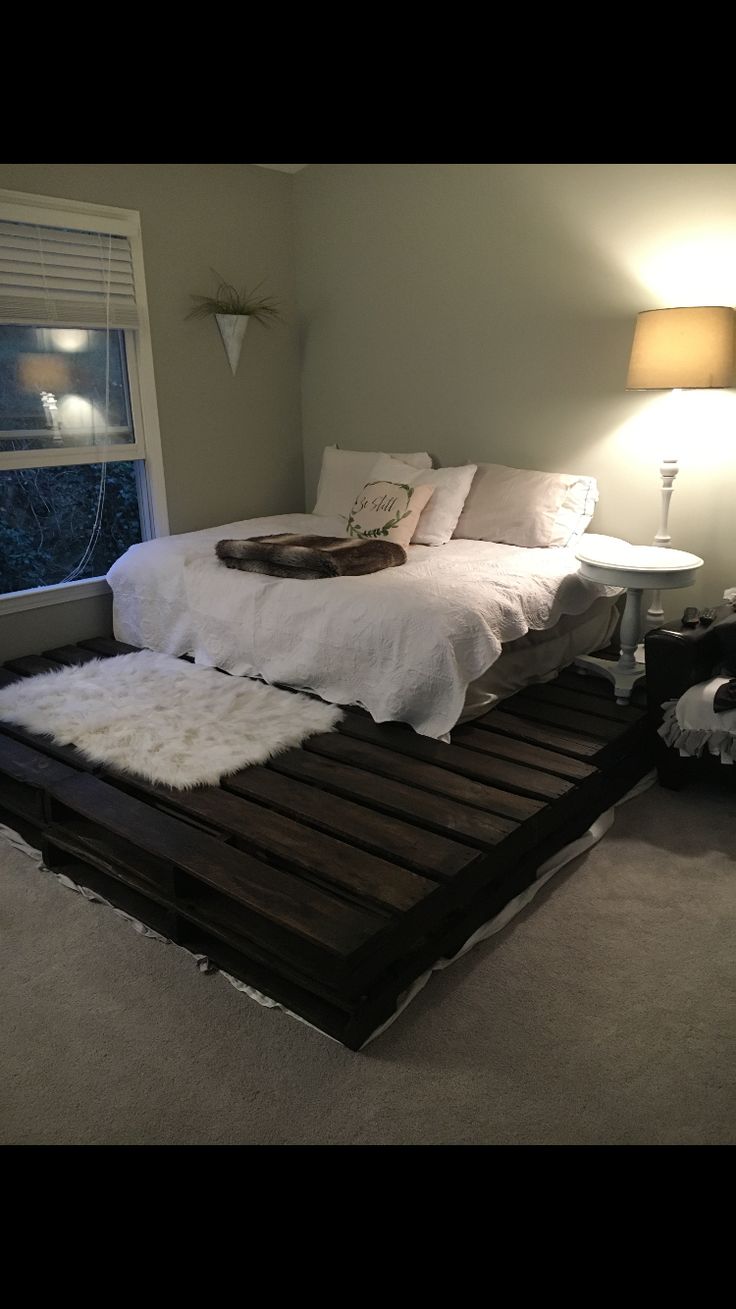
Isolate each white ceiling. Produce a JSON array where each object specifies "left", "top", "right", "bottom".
[{"left": 255, "top": 164, "right": 307, "bottom": 173}]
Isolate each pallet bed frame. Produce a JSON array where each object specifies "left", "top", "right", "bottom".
[{"left": 0, "top": 637, "right": 653, "bottom": 1049}]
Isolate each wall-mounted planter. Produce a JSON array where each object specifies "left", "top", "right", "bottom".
[{"left": 215, "top": 313, "right": 249, "bottom": 375}]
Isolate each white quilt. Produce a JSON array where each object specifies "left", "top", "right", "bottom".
[{"left": 107, "top": 514, "right": 620, "bottom": 739}]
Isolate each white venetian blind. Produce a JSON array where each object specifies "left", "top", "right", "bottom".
[{"left": 0, "top": 219, "right": 139, "bottom": 328}]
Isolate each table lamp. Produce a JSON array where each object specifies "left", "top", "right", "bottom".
[{"left": 626, "top": 305, "right": 736, "bottom": 624}]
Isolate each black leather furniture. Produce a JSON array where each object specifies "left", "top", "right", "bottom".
[{"left": 644, "top": 601, "right": 736, "bottom": 788}]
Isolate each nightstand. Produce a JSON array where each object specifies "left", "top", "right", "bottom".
[{"left": 574, "top": 538, "right": 704, "bottom": 704}]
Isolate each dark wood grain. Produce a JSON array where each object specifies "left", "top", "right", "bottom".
[
  {"left": 0, "top": 719, "right": 94, "bottom": 771},
  {"left": 4, "top": 654, "right": 64, "bottom": 678},
  {"left": 77, "top": 637, "right": 141, "bottom": 657},
  {"left": 450, "top": 723, "right": 596, "bottom": 781},
  {"left": 43, "top": 823, "right": 362, "bottom": 1005},
  {"left": 268, "top": 749, "right": 519, "bottom": 849},
  {"left": 42, "top": 644, "right": 101, "bottom": 667},
  {"left": 0, "top": 733, "right": 79, "bottom": 790},
  {"left": 337, "top": 712, "right": 573, "bottom": 801},
  {"left": 555, "top": 667, "right": 648, "bottom": 708},
  {"left": 113, "top": 778, "right": 434, "bottom": 913},
  {"left": 475, "top": 709, "right": 603, "bottom": 759},
  {"left": 47, "top": 773, "right": 386, "bottom": 960},
  {"left": 304, "top": 731, "right": 546, "bottom": 821},
  {"left": 223, "top": 765, "right": 479, "bottom": 880},
  {"left": 520, "top": 681, "right": 642, "bottom": 724},
  {"left": 46, "top": 816, "right": 178, "bottom": 898},
  {"left": 554, "top": 667, "right": 623, "bottom": 699},
  {"left": 498, "top": 694, "right": 623, "bottom": 740}
]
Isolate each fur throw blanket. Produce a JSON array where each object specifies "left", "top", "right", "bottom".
[{"left": 215, "top": 533, "right": 407, "bottom": 579}]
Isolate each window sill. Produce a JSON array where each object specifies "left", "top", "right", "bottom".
[{"left": 0, "top": 576, "right": 111, "bottom": 616}]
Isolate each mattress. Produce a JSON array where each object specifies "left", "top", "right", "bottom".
[{"left": 107, "top": 512, "right": 621, "bottom": 739}]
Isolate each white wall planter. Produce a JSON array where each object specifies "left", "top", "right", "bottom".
[{"left": 215, "top": 313, "right": 249, "bottom": 375}]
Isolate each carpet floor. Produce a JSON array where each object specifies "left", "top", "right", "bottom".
[{"left": 1, "top": 778, "right": 734, "bottom": 1146}]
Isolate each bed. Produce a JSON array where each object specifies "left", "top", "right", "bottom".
[
  {"left": 3, "top": 454, "right": 645, "bottom": 1048},
  {"left": 107, "top": 510, "right": 621, "bottom": 739}
]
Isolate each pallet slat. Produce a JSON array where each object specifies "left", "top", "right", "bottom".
[
  {"left": 0, "top": 733, "right": 79, "bottom": 790},
  {"left": 450, "top": 723, "right": 596, "bottom": 782},
  {"left": 108, "top": 776, "right": 435, "bottom": 913},
  {"left": 519, "top": 680, "right": 642, "bottom": 724},
  {"left": 0, "top": 720, "right": 95, "bottom": 771},
  {"left": 77, "top": 637, "right": 141, "bottom": 657},
  {"left": 42, "top": 644, "right": 102, "bottom": 667},
  {"left": 47, "top": 773, "right": 387, "bottom": 962},
  {"left": 338, "top": 712, "right": 574, "bottom": 801},
  {"left": 3, "top": 654, "right": 64, "bottom": 678},
  {"left": 498, "top": 694, "right": 623, "bottom": 740},
  {"left": 305, "top": 732, "right": 546, "bottom": 822},
  {"left": 269, "top": 749, "right": 519, "bottom": 849},
  {"left": 473, "top": 709, "right": 603, "bottom": 759},
  {"left": 223, "top": 766, "right": 479, "bottom": 880}
]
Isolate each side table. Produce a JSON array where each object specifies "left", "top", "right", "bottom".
[{"left": 574, "top": 538, "right": 704, "bottom": 704}]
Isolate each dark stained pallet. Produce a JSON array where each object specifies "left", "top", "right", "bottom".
[{"left": 0, "top": 636, "right": 655, "bottom": 1049}]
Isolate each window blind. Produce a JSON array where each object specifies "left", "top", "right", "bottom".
[{"left": 0, "top": 220, "right": 139, "bottom": 328}]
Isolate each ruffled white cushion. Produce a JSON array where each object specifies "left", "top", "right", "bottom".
[{"left": 659, "top": 678, "right": 736, "bottom": 765}]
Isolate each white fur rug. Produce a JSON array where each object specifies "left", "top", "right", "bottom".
[{"left": 0, "top": 651, "right": 343, "bottom": 788}]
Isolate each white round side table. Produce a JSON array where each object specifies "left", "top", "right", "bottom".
[{"left": 574, "top": 538, "right": 704, "bottom": 704}]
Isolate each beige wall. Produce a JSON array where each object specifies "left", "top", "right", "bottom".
[
  {"left": 295, "top": 163, "right": 736, "bottom": 612},
  {"left": 1, "top": 162, "right": 301, "bottom": 659}
]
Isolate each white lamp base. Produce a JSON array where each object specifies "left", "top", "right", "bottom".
[{"left": 646, "top": 454, "right": 679, "bottom": 626}]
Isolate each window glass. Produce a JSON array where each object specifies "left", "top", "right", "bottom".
[
  {"left": 0, "top": 325, "right": 133, "bottom": 453},
  {"left": 0, "top": 461, "right": 142, "bottom": 593}
]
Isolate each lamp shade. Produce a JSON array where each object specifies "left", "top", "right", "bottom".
[{"left": 626, "top": 305, "right": 736, "bottom": 390}]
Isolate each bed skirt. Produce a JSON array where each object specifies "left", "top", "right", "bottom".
[{"left": 459, "top": 595, "right": 620, "bottom": 724}]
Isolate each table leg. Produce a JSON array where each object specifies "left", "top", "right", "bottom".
[
  {"left": 574, "top": 585, "right": 646, "bottom": 705},
  {"left": 619, "top": 587, "right": 644, "bottom": 674}
]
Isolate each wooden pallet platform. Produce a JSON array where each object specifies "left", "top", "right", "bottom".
[{"left": 0, "top": 639, "right": 654, "bottom": 1048}]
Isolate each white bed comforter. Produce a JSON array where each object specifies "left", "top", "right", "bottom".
[{"left": 107, "top": 514, "right": 619, "bottom": 739}]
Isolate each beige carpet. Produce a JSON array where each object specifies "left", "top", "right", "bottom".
[{"left": 1, "top": 778, "right": 734, "bottom": 1146}]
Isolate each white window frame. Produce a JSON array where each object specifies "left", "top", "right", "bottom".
[{"left": 0, "top": 187, "right": 168, "bottom": 614}]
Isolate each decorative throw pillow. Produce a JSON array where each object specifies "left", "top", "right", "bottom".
[
  {"left": 365, "top": 455, "right": 477, "bottom": 546},
  {"left": 313, "top": 446, "right": 433, "bottom": 517},
  {"left": 452, "top": 463, "right": 598, "bottom": 548},
  {"left": 345, "top": 480, "right": 434, "bottom": 547}
]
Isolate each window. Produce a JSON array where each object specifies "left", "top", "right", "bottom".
[{"left": 0, "top": 190, "right": 168, "bottom": 609}]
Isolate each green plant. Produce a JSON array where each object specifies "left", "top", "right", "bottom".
[{"left": 186, "top": 269, "right": 281, "bottom": 326}]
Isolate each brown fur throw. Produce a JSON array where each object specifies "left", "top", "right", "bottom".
[{"left": 215, "top": 533, "right": 407, "bottom": 579}]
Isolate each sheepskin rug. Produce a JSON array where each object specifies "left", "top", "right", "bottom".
[{"left": 0, "top": 651, "right": 343, "bottom": 788}]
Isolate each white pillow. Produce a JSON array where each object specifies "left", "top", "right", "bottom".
[
  {"left": 313, "top": 446, "right": 432, "bottom": 517},
  {"left": 366, "top": 455, "right": 477, "bottom": 546},
  {"left": 548, "top": 477, "right": 599, "bottom": 547},
  {"left": 453, "top": 463, "right": 598, "bottom": 548}
]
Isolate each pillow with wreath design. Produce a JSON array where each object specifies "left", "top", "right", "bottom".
[{"left": 345, "top": 480, "right": 434, "bottom": 546}]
